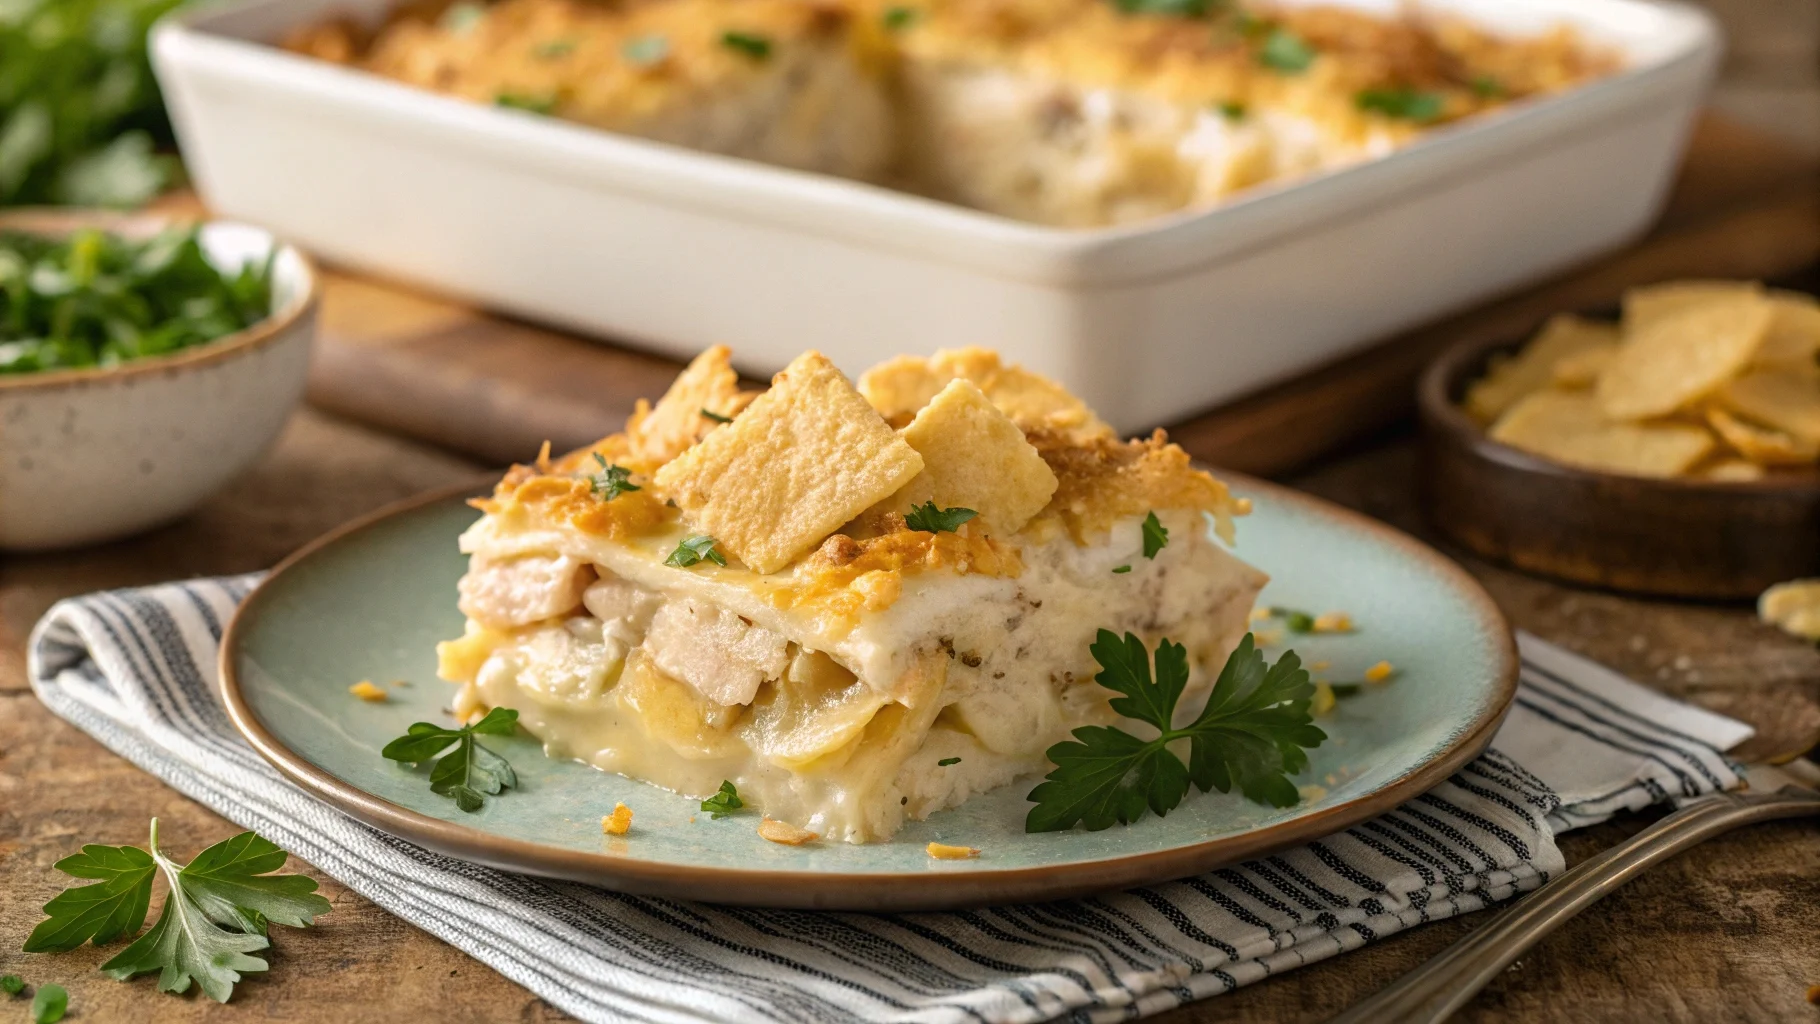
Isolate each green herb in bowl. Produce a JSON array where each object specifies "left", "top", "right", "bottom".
[{"left": 0, "top": 226, "right": 274, "bottom": 374}]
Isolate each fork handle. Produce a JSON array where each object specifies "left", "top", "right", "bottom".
[{"left": 1329, "top": 789, "right": 1820, "bottom": 1024}]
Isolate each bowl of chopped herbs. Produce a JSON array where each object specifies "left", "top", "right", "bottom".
[{"left": 0, "top": 210, "right": 317, "bottom": 550}]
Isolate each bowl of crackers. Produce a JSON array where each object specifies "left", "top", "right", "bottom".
[{"left": 1420, "top": 279, "right": 1820, "bottom": 598}]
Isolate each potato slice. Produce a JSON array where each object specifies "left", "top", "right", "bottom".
[
  {"left": 1704, "top": 407, "right": 1819, "bottom": 466},
  {"left": 1621, "top": 280, "right": 1763, "bottom": 335},
  {"left": 1758, "top": 579, "right": 1820, "bottom": 641},
  {"left": 1490, "top": 390, "right": 1714, "bottom": 478},
  {"left": 1549, "top": 342, "right": 1619, "bottom": 389},
  {"left": 1692, "top": 457, "right": 1766, "bottom": 482},
  {"left": 859, "top": 347, "right": 1114, "bottom": 439},
  {"left": 655, "top": 351, "right": 924, "bottom": 574},
  {"left": 1752, "top": 291, "right": 1820, "bottom": 370},
  {"left": 1596, "top": 294, "right": 1773, "bottom": 421},
  {"left": 896, "top": 379, "right": 1058, "bottom": 533},
  {"left": 1714, "top": 368, "right": 1820, "bottom": 446},
  {"left": 1464, "top": 315, "right": 1618, "bottom": 422}
]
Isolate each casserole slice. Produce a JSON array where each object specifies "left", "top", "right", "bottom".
[{"left": 438, "top": 345, "right": 1266, "bottom": 842}]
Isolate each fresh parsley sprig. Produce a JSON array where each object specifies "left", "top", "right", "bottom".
[
  {"left": 22, "top": 820, "right": 331, "bottom": 1004},
  {"left": 905, "top": 502, "right": 977, "bottom": 534},
  {"left": 700, "top": 781, "right": 743, "bottom": 818},
  {"left": 1357, "top": 87, "right": 1445, "bottom": 122},
  {"left": 1025, "top": 631, "right": 1325, "bottom": 831},
  {"left": 699, "top": 407, "right": 734, "bottom": 424},
  {"left": 1141, "top": 511, "right": 1168, "bottom": 558},
  {"left": 587, "top": 453, "right": 641, "bottom": 501},
  {"left": 381, "top": 707, "right": 520, "bottom": 812},
  {"left": 1258, "top": 28, "right": 1315, "bottom": 73},
  {"left": 666, "top": 534, "right": 727, "bottom": 567}
]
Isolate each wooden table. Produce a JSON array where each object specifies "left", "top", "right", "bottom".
[{"left": 4, "top": 407, "right": 1817, "bottom": 1023}]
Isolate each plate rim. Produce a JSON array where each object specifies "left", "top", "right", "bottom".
[{"left": 218, "top": 472, "right": 1518, "bottom": 911}]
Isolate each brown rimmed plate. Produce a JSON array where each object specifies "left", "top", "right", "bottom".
[{"left": 219, "top": 475, "right": 1516, "bottom": 911}]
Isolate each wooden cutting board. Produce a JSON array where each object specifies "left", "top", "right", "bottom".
[{"left": 241, "top": 114, "right": 1820, "bottom": 475}]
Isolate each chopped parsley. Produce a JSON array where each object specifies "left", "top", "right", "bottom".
[
  {"left": 441, "top": 2, "right": 484, "bottom": 34},
  {"left": 1114, "top": 0, "right": 1213, "bottom": 17},
  {"left": 937, "top": 757, "right": 962, "bottom": 766},
  {"left": 1025, "top": 631, "right": 1324, "bottom": 831},
  {"left": 700, "top": 407, "right": 734, "bottom": 424},
  {"left": 381, "top": 708, "right": 520, "bottom": 812},
  {"left": 666, "top": 534, "right": 727, "bottom": 568},
  {"left": 23, "top": 820, "right": 331, "bottom": 1004},
  {"left": 534, "top": 37, "right": 576, "bottom": 59},
  {"left": 700, "top": 781, "right": 743, "bottom": 818},
  {"left": 1329, "top": 683, "right": 1362, "bottom": 698},
  {"left": 1112, "top": 565, "right": 1132, "bottom": 574},
  {"left": 1, "top": 975, "right": 21, "bottom": 995},
  {"left": 30, "top": 985, "right": 65, "bottom": 1024},
  {"left": 905, "top": 502, "right": 978, "bottom": 534},
  {"left": 1215, "top": 100, "right": 1247, "bottom": 121},
  {"left": 720, "top": 31, "right": 772, "bottom": 60},
  {"left": 1357, "top": 87, "right": 1446, "bottom": 122},
  {"left": 881, "top": 6, "right": 918, "bottom": 30},
  {"left": 1471, "top": 74, "right": 1505, "bottom": 99},
  {"left": 494, "top": 91, "right": 557, "bottom": 114},
  {"left": 1258, "top": 28, "right": 1314, "bottom": 73},
  {"left": 1268, "top": 606, "right": 1316, "bottom": 633},
  {"left": 622, "top": 34, "right": 670, "bottom": 65},
  {"left": 1141, "top": 511, "right": 1168, "bottom": 558},
  {"left": 587, "top": 453, "right": 641, "bottom": 501}
]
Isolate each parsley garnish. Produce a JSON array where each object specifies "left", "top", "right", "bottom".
[
  {"left": 881, "top": 6, "right": 918, "bottom": 30},
  {"left": 700, "top": 407, "right": 734, "bottom": 423},
  {"left": 1216, "top": 99, "right": 1247, "bottom": 121},
  {"left": 1268, "top": 606, "right": 1315, "bottom": 633},
  {"left": 1258, "top": 28, "right": 1314, "bottom": 73},
  {"left": 1112, "top": 565, "right": 1132, "bottom": 574},
  {"left": 1329, "top": 683, "right": 1362, "bottom": 698},
  {"left": 495, "top": 91, "right": 557, "bottom": 114},
  {"left": 23, "top": 820, "right": 331, "bottom": 1004},
  {"left": 381, "top": 708, "right": 520, "bottom": 812},
  {"left": 701, "top": 781, "right": 744, "bottom": 818},
  {"left": 1, "top": 975, "right": 21, "bottom": 994},
  {"left": 1025, "top": 631, "right": 1324, "bottom": 831},
  {"left": 441, "top": 2, "right": 484, "bottom": 34},
  {"left": 1114, "top": 0, "right": 1212, "bottom": 17},
  {"left": 535, "top": 37, "right": 576, "bottom": 59},
  {"left": 1357, "top": 88, "right": 1445, "bottom": 122},
  {"left": 937, "top": 757, "right": 962, "bottom": 766},
  {"left": 905, "top": 502, "right": 977, "bottom": 534},
  {"left": 622, "top": 34, "right": 670, "bottom": 65},
  {"left": 1471, "top": 74, "right": 1504, "bottom": 98},
  {"left": 1141, "top": 511, "right": 1168, "bottom": 558},
  {"left": 587, "top": 453, "right": 641, "bottom": 501},
  {"left": 666, "top": 534, "right": 727, "bottom": 568},
  {"left": 31, "top": 984, "right": 65, "bottom": 1023},
  {"left": 720, "top": 31, "right": 771, "bottom": 60}
]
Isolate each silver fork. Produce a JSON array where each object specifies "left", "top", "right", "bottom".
[{"left": 1330, "top": 758, "right": 1820, "bottom": 1024}]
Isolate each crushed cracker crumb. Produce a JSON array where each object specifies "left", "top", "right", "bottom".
[
  {"left": 348, "top": 680, "right": 388, "bottom": 702},
  {"left": 758, "top": 817, "right": 819, "bottom": 845},
  {"left": 1312, "top": 612, "right": 1354, "bottom": 633},
  {"left": 1365, "top": 660, "right": 1395, "bottom": 683},
  {"left": 926, "top": 842, "right": 980, "bottom": 860},
  {"left": 602, "top": 803, "right": 633, "bottom": 835}
]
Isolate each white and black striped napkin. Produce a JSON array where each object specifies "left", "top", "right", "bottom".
[{"left": 29, "top": 576, "right": 1753, "bottom": 1024}]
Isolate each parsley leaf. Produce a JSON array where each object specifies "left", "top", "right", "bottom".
[
  {"left": 495, "top": 91, "right": 557, "bottom": 114},
  {"left": 1112, "top": 565, "right": 1132, "bottom": 574},
  {"left": 23, "top": 820, "right": 332, "bottom": 1004},
  {"left": 937, "top": 757, "right": 962, "bottom": 766},
  {"left": 30, "top": 984, "right": 65, "bottom": 1024},
  {"left": 1268, "top": 606, "right": 1315, "bottom": 633},
  {"left": 700, "top": 781, "right": 744, "bottom": 818},
  {"left": 1025, "top": 631, "right": 1325, "bottom": 831},
  {"left": 587, "top": 453, "right": 641, "bottom": 501},
  {"left": 1, "top": 975, "right": 21, "bottom": 994},
  {"left": 622, "top": 34, "right": 670, "bottom": 65},
  {"left": 700, "top": 407, "right": 734, "bottom": 423},
  {"left": 1258, "top": 28, "right": 1315, "bottom": 73},
  {"left": 1357, "top": 87, "right": 1446, "bottom": 122},
  {"left": 1215, "top": 100, "right": 1247, "bottom": 121},
  {"left": 1141, "top": 511, "right": 1168, "bottom": 558},
  {"left": 665, "top": 534, "right": 727, "bottom": 568},
  {"left": 381, "top": 708, "right": 520, "bottom": 812},
  {"left": 1114, "top": 0, "right": 1212, "bottom": 17},
  {"left": 1471, "top": 74, "right": 1504, "bottom": 98},
  {"left": 881, "top": 6, "right": 918, "bottom": 30},
  {"left": 22, "top": 843, "right": 155, "bottom": 952},
  {"left": 720, "top": 31, "right": 771, "bottom": 60},
  {"left": 905, "top": 502, "right": 978, "bottom": 534}
]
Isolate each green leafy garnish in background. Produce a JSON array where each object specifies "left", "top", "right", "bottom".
[
  {"left": 1267, "top": 605, "right": 1316, "bottom": 633},
  {"left": 22, "top": 820, "right": 330, "bottom": 1004},
  {"left": 881, "top": 6, "right": 918, "bottom": 30},
  {"left": 905, "top": 502, "right": 978, "bottom": 534},
  {"left": 0, "top": 0, "right": 187, "bottom": 208},
  {"left": 622, "top": 34, "right": 670, "bottom": 65},
  {"left": 1357, "top": 88, "right": 1446, "bottom": 122},
  {"left": 30, "top": 984, "right": 66, "bottom": 1024},
  {"left": 700, "top": 781, "right": 743, "bottom": 818},
  {"left": 1, "top": 975, "right": 21, "bottom": 995},
  {"left": 720, "top": 31, "right": 772, "bottom": 60},
  {"left": 1114, "top": 0, "right": 1213, "bottom": 18},
  {"left": 1258, "top": 28, "right": 1315, "bottom": 73},
  {"left": 1025, "top": 631, "right": 1324, "bottom": 831},
  {"left": 0, "top": 225, "right": 275, "bottom": 375},
  {"left": 587, "top": 454, "right": 641, "bottom": 501},
  {"left": 382, "top": 707, "right": 521, "bottom": 812},
  {"left": 494, "top": 91, "right": 557, "bottom": 114},
  {"left": 666, "top": 534, "right": 727, "bottom": 568}
]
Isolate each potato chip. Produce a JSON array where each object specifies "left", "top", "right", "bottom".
[
  {"left": 1752, "top": 291, "right": 1820, "bottom": 370},
  {"left": 655, "top": 351, "right": 924, "bottom": 574},
  {"left": 858, "top": 348, "right": 1114, "bottom": 439},
  {"left": 625, "top": 346, "right": 757, "bottom": 466},
  {"left": 1621, "top": 279, "right": 1763, "bottom": 335},
  {"left": 1704, "top": 407, "right": 1819, "bottom": 466},
  {"left": 896, "top": 379, "right": 1059, "bottom": 534},
  {"left": 1464, "top": 315, "right": 1618, "bottom": 422},
  {"left": 1549, "top": 342, "right": 1618, "bottom": 389},
  {"left": 1692, "top": 457, "right": 1766, "bottom": 482},
  {"left": 1490, "top": 390, "right": 1714, "bottom": 478},
  {"left": 857, "top": 355, "right": 949, "bottom": 427},
  {"left": 1714, "top": 368, "right": 1820, "bottom": 446},
  {"left": 1596, "top": 294, "right": 1773, "bottom": 421},
  {"left": 1758, "top": 579, "right": 1820, "bottom": 641}
]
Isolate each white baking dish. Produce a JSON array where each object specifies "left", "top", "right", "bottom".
[{"left": 152, "top": 0, "right": 1718, "bottom": 433}]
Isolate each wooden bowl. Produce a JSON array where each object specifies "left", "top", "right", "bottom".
[{"left": 1418, "top": 325, "right": 1820, "bottom": 599}]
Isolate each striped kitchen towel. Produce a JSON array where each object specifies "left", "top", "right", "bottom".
[{"left": 29, "top": 576, "right": 1753, "bottom": 1024}]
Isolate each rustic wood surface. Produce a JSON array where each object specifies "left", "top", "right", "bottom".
[
  {"left": 291, "top": 115, "right": 1819, "bottom": 478},
  {"left": 2, "top": 410, "right": 1816, "bottom": 1023}
]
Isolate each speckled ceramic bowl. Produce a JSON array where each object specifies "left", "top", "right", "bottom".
[{"left": 0, "top": 211, "right": 317, "bottom": 550}]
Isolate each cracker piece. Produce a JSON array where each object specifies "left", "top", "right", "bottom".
[
  {"left": 896, "top": 379, "right": 1058, "bottom": 534},
  {"left": 654, "top": 351, "right": 923, "bottom": 573},
  {"left": 1490, "top": 390, "right": 1714, "bottom": 478},
  {"left": 1597, "top": 295, "right": 1773, "bottom": 421}
]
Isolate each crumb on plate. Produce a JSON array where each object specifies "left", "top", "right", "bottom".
[
  {"left": 927, "top": 842, "right": 980, "bottom": 860},
  {"left": 602, "top": 802, "right": 633, "bottom": 835},
  {"left": 758, "top": 817, "right": 819, "bottom": 845},
  {"left": 348, "top": 680, "right": 388, "bottom": 702}
]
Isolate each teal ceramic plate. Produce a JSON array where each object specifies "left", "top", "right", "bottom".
[{"left": 222, "top": 476, "right": 1516, "bottom": 911}]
